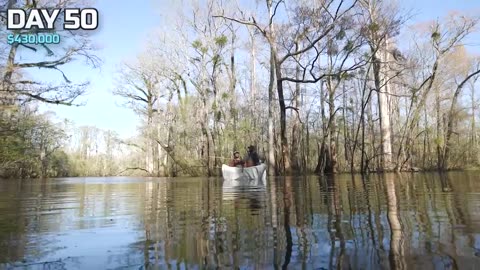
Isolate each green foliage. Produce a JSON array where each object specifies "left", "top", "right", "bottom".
[
  {"left": 343, "top": 40, "right": 354, "bottom": 52},
  {"left": 238, "top": 119, "right": 254, "bottom": 134},
  {"left": 340, "top": 71, "right": 352, "bottom": 80},
  {"left": 368, "top": 23, "right": 380, "bottom": 33},
  {"left": 336, "top": 29, "right": 346, "bottom": 40},
  {"left": 23, "top": 1, "right": 38, "bottom": 9},
  {"left": 212, "top": 54, "right": 222, "bottom": 66},
  {"left": 434, "top": 137, "right": 444, "bottom": 146},
  {"left": 214, "top": 35, "right": 228, "bottom": 48},
  {"left": 192, "top": 39, "right": 208, "bottom": 54},
  {"left": 0, "top": 109, "right": 73, "bottom": 179},
  {"left": 49, "top": 151, "right": 71, "bottom": 177},
  {"left": 326, "top": 40, "right": 338, "bottom": 55},
  {"left": 192, "top": 40, "right": 203, "bottom": 49}
]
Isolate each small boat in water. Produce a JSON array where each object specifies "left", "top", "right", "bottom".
[{"left": 221, "top": 163, "right": 267, "bottom": 186}]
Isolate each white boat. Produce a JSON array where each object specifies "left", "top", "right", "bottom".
[{"left": 221, "top": 163, "right": 267, "bottom": 186}]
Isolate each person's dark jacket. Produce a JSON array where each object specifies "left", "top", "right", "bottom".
[{"left": 245, "top": 151, "right": 260, "bottom": 167}]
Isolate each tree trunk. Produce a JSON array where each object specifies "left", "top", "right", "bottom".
[
  {"left": 291, "top": 64, "right": 301, "bottom": 172},
  {"left": 435, "top": 85, "right": 443, "bottom": 169},
  {"left": 423, "top": 106, "right": 428, "bottom": 168},
  {"left": 361, "top": 100, "right": 366, "bottom": 173},
  {"left": 368, "top": 94, "right": 378, "bottom": 171},
  {"left": 267, "top": 2, "right": 276, "bottom": 176},
  {"left": 385, "top": 174, "right": 405, "bottom": 269},
  {"left": 305, "top": 117, "right": 310, "bottom": 172},
  {"left": 471, "top": 80, "right": 478, "bottom": 164},
  {"left": 157, "top": 124, "right": 163, "bottom": 176},
  {"left": 1, "top": 43, "right": 19, "bottom": 107},
  {"left": 324, "top": 77, "right": 337, "bottom": 174},
  {"left": 264, "top": 4, "right": 291, "bottom": 175},
  {"left": 315, "top": 81, "right": 327, "bottom": 174},
  {"left": 145, "top": 101, "right": 154, "bottom": 175},
  {"left": 343, "top": 84, "right": 350, "bottom": 165},
  {"left": 231, "top": 31, "right": 238, "bottom": 150},
  {"left": 373, "top": 38, "right": 393, "bottom": 171},
  {"left": 273, "top": 55, "right": 291, "bottom": 175},
  {"left": 249, "top": 30, "right": 256, "bottom": 146}
]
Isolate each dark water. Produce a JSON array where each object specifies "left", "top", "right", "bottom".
[{"left": 0, "top": 173, "right": 479, "bottom": 269}]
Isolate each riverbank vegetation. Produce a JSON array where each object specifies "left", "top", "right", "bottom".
[{"left": 1, "top": 0, "right": 479, "bottom": 178}]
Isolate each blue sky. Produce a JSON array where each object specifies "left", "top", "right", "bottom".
[
  {"left": 41, "top": 0, "right": 162, "bottom": 138},
  {"left": 39, "top": 0, "right": 480, "bottom": 139}
]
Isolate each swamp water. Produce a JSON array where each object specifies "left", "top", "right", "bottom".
[{"left": 0, "top": 172, "right": 479, "bottom": 269}]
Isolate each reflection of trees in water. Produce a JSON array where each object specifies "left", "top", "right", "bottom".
[
  {"left": 293, "top": 175, "right": 311, "bottom": 269},
  {"left": 224, "top": 186, "right": 271, "bottom": 268},
  {"left": 1, "top": 173, "right": 480, "bottom": 269},
  {"left": 361, "top": 174, "right": 384, "bottom": 267},
  {"left": 321, "top": 174, "right": 348, "bottom": 270},
  {"left": 141, "top": 179, "right": 272, "bottom": 268},
  {"left": 140, "top": 177, "right": 308, "bottom": 269},
  {"left": 282, "top": 176, "right": 293, "bottom": 270},
  {"left": 268, "top": 173, "right": 280, "bottom": 267},
  {"left": 384, "top": 173, "right": 405, "bottom": 270}
]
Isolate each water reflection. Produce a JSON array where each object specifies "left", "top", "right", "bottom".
[{"left": 0, "top": 173, "right": 479, "bottom": 269}]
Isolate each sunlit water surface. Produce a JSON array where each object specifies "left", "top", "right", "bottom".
[{"left": 0, "top": 173, "right": 479, "bottom": 269}]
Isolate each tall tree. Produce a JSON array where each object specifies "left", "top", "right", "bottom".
[
  {"left": 395, "top": 15, "right": 479, "bottom": 171},
  {"left": 359, "top": 0, "right": 404, "bottom": 171},
  {"left": 113, "top": 55, "right": 161, "bottom": 175}
]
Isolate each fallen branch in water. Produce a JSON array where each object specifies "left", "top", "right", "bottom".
[{"left": 117, "top": 167, "right": 150, "bottom": 176}]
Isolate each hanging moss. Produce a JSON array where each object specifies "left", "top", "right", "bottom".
[
  {"left": 214, "top": 35, "right": 228, "bottom": 48},
  {"left": 192, "top": 40, "right": 203, "bottom": 49}
]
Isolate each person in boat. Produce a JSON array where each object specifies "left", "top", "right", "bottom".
[
  {"left": 244, "top": 145, "right": 260, "bottom": 167},
  {"left": 228, "top": 151, "right": 245, "bottom": 167}
]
